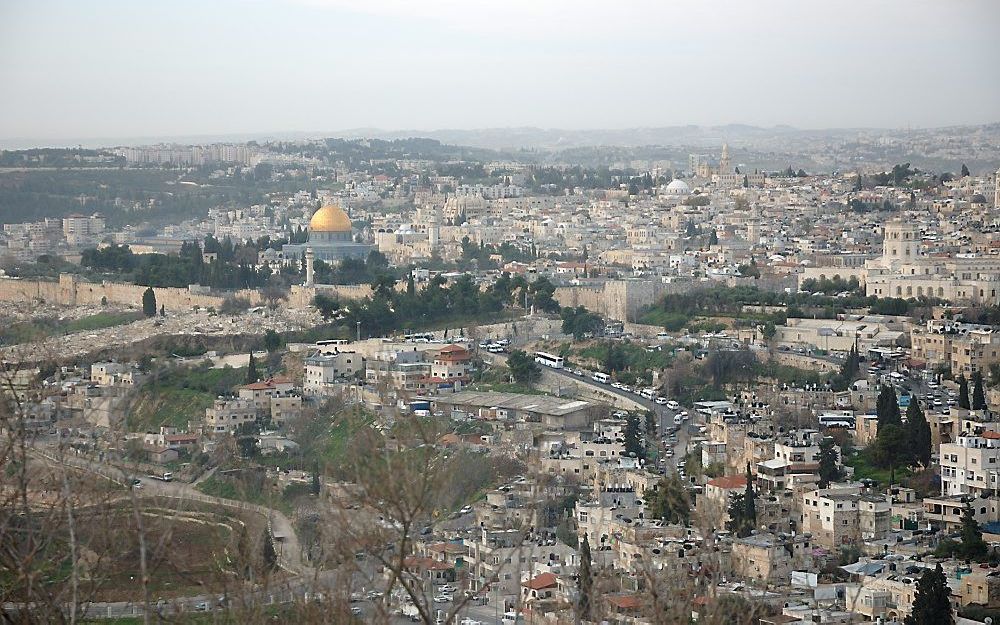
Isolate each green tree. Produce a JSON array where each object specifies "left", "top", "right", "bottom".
[
  {"left": 957, "top": 503, "right": 989, "bottom": 562},
  {"left": 262, "top": 528, "right": 277, "bottom": 571},
  {"left": 872, "top": 423, "right": 909, "bottom": 484},
  {"left": 313, "top": 293, "right": 340, "bottom": 320},
  {"left": 623, "top": 413, "right": 645, "bottom": 459},
  {"left": 958, "top": 374, "right": 971, "bottom": 409},
  {"left": 961, "top": 163, "right": 970, "bottom": 177},
  {"left": 726, "top": 466, "right": 758, "bottom": 537},
  {"left": 561, "top": 306, "right": 603, "bottom": 340},
  {"left": 742, "top": 463, "right": 756, "bottom": 529},
  {"left": 972, "top": 370, "right": 987, "bottom": 410},
  {"left": 832, "top": 345, "right": 860, "bottom": 391},
  {"left": 904, "top": 563, "right": 953, "bottom": 625},
  {"left": 247, "top": 352, "right": 260, "bottom": 384},
  {"left": 818, "top": 437, "right": 840, "bottom": 488},
  {"left": 644, "top": 410, "right": 657, "bottom": 435},
  {"left": 578, "top": 534, "right": 592, "bottom": 621},
  {"left": 708, "top": 230, "right": 719, "bottom": 246},
  {"left": 726, "top": 493, "right": 751, "bottom": 537},
  {"left": 311, "top": 464, "right": 321, "bottom": 496},
  {"left": 906, "top": 399, "right": 932, "bottom": 467},
  {"left": 506, "top": 350, "right": 541, "bottom": 384},
  {"left": 159, "top": 304, "right": 165, "bottom": 317},
  {"left": 646, "top": 473, "right": 690, "bottom": 524},
  {"left": 876, "top": 384, "right": 902, "bottom": 428},
  {"left": 601, "top": 341, "right": 628, "bottom": 374},
  {"left": 141, "top": 287, "right": 156, "bottom": 317},
  {"left": 263, "top": 329, "right": 283, "bottom": 352}
]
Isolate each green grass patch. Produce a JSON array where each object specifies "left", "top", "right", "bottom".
[
  {"left": 195, "top": 475, "right": 291, "bottom": 514},
  {"left": 844, "top": 452, "right": 911, "bottom": 485},
  {"left": 0, "top": 311, "right": 143, "bottom": 345},
  {"left": 127, "top": 364, "right": 247, "bottom": 431}
]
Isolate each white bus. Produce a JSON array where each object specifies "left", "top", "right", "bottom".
[
  {"left": 535, "top": 352, "right": 565, "bottom": 369},
  {"left": 534, "top": 351, "right": 565, "bottom": 369},
  {"left": 592, "top": 372, "right": 611, "bottom": 384}
]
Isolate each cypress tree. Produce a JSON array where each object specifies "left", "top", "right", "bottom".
[
  {"left": 958, "top": 503, "right": 988, "bottom": 562},
  {"left": 904, "top": 563, "right": 953, "bottom": 625},
  {"left": 311, "top": 464, "right": 321, "bottom": 496},
  {"left": 743, "top": 463, "right": 757, "bottom": 531},
  {"left": 958, "top": 374, "right": 971, "bottom": 409},
  {"left": 972, "top": 371, "right": 987, "bottom": 411},
  {"left": 818, "top": 437, "right": 840, "bottom": 488},
  {"left": 262, "top": 528, "right": 277, "bottom": 571},
  {"left": 141, "top": 287, "right": 157, "bottom": 317},
  {"left": 906, "top": 399, "right": 932, "bottom": 467},
  {"left": 247, "top": 353, "right": 260, "bottom": 384},
  {"left": 876, "top": 384, "right": 902, "bottom": 427},
  {"left": 578, "top": 534, "right": 592, "bottom": 620}
]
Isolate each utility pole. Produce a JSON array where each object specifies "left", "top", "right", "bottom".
[{"left": 356, "top": 320, "right": 361, "bottom": 342}]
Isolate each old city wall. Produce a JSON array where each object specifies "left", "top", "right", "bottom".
[
  {"left": 556, "top": 279, "right": 688, "bottom": 322},
  {"left": 0, "top": 274, "right": 226, "bottom": 310},
  {"left": 288, "top": 284, "right": 374, "bottom": 308}
]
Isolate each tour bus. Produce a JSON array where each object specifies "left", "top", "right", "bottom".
[
  {"left": 592, "top": 372, "right": 611, "bottom": 384},
  {"left": 316, "top": 339, "right": 350, "bottom": 346},
  {"left": 404, "top": 332, "right": 435, "bottom": 343},
  {"left": 534, "top": 351, "right": 565, "bottom": 369}
]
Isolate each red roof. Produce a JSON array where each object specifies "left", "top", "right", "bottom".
[
  {"left": 523, "top": 572, "right": 558, "bottom": 590},
  {"left": 404, "top": 556, "right": 452, "bottom": 571},
  {"left": 241, "top": 376, "right": 293, "bottom": 391},
  {"left": 707, "top": 475, "right": 748, "bottom": 489},
  {"left": 607, "top": 594, "right": 642, "bottom": 610}
]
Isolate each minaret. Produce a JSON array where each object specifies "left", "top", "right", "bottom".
[
  {"left": 994, "top": 167, "right": 1000, "bottom": 209},
  {"left": 719, "top": 143, "right": 731, "bottom": 173},
  {"left": 305, "top": 247, "right": 315, "bottom": 287}
]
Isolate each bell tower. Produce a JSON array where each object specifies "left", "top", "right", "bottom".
[{"left": 881, "top": 221, "right": 919, "bottom": 269}]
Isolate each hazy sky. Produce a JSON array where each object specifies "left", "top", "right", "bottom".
[{"left": 2, "top": 0, "right": 999, "bottom": 144}]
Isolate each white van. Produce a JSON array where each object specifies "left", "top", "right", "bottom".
[
  {"left": 592, "top": 372, "right": 611, "bottom": 384},
  {"left": 666, "top": 400, "right": 680, "bottom": 410}
]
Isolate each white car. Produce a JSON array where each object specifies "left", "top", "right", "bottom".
[
  {"left": 655, "top": 396, "right": 668, "bottom": 405},
  {"left": 434, "top": 595, "right": 453, "bottom": 604},
  {"left": 439, "top": 584, "right": 457, "bottom": 594}
]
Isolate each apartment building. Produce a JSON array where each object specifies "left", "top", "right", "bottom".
[
  {"left": 204, "top": 398, "right": 258, "bottom": 433},
  {"left": 304, "top": 351, "right": 363, "bottom": 395},
  {"left": 730, "top": 532, "right": 811, "bottom": 584},
  {"left": 939, "top": 432, "right": 1000, "bottom": 497},
  {"left": 800, "top": 486, "right": 863, "bottom": 549},
  {"left": 911, "top": 319, "right": 1000, "bottom": 376}
]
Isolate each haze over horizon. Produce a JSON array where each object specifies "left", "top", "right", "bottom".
[{"left": 2, "top": 0, "right": 999, "bottom": 147}]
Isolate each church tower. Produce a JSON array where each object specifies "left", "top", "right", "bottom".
[{"left": 881, "top": 220, "right": 919, "bottom": 269}]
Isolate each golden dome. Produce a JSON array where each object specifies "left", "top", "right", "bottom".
[{"left": 309, "top": 204, "right": 353, "bottom": 233}]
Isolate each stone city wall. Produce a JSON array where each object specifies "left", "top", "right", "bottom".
[{"left": 0, "top": 274, "right": 226, "bottom": 310}]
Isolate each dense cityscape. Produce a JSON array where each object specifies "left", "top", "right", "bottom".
[{"left": 3, "top": 1, "right": 1000, "bottom": 625}]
